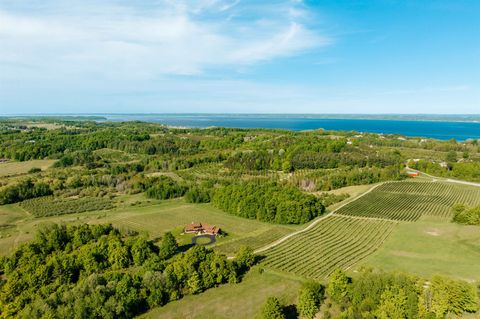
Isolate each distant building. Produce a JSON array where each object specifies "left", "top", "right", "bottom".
[
  {"left": 407, "top": 171, "right": 420, "bottom": 177},
  {"left": 439, "top": 161, "right": 448, "bottom": 168}
]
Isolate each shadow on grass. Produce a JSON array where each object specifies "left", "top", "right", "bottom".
[
  {"left": 284, "top": 304, "right": 299, "bottom": 319},
  {"left": 178, "top": 243, "right": 195, "bottom": 253}
]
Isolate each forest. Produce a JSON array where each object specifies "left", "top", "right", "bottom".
[{"left": 0, "top": 224, "right": 255, "bottom": 318}]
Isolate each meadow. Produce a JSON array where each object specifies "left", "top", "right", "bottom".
[
  {"left": 0, "top": 159, "right": 56, "bottom": 177},
  {"left": 358, "top": 216, "right": 480, "bottom": 282},
  {"left": 0, "top": 196, "right": 298, "bottom": 256},
  {"left": 140, "top": 268, "right": 303, "bottom": 319}
]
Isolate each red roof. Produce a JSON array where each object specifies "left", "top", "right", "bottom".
[
  {"left": 203, "top": 224, "right": 221, "bottom": 235},
  {"left": 184, "top": 222, "right": 221, "bottom": 235},
  {"left": 185, "top": 222, "right": 203, "bottom": 232}
]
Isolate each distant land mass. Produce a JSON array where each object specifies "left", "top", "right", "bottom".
[
  {"left": 2, "top": 113, "right": 480, "bottom": 122},
  {"left": 2, "top": 113, "right": 480, "bottom": 140}
]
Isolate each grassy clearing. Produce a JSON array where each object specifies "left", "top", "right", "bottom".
[
  {"left": 323, "top": 184, "right": 373, "bottom": 198},
  {"left": 0, "top": 160, "right": 56, "bottom": 177},
  {"left": 139, "top": 267, "right": 303, "bottom": 319},
  {"left": 99, "top": 200, "right": 298, "bottom": 249},
  {"left": 215, "top": 227, "right": 294, "bottom": 255},
  {"left": 93, "top": 148, "right": 137, "bottom": 162},
  {"left": 0, "top": 197, "right": 297, "bottom": 256},
  {"left": 0, "top": 159, "right": 56, "bottom": 177},
  {"left": 146, "top": 171, "right": 183, "bottom": 181},
  {"left": 0, "top": 204, "right": 31, "bottom": 255},
  {"left": 357, "top": 216, "right": 480, "bottom": 282},
  {"left": 25, "top": 122, "right": 66, "bottom": 130}
]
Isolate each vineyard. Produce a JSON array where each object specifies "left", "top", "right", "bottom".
[
  {"left": 262, "top": 215, "right": 397, "bottom": 279},
  {"left": 215, "top": 227, "right": 294, "bottom": 255},
  {"left": 335, "top": 181, "right": 480, "bottom": 221},
  {"left": 20, "top": 196, "right": 114, "bottom": 217}
]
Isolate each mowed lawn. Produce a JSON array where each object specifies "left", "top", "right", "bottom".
[
  {"left": 0, "top": 159, "right": 57, "bottom": 177},
  {"left": 98, "top": 199, "right": 297, "bottom": 252},
  {"left": 357, "top": 216, "right": 480, "bottom": 282},
  {"left": 0, "top": 197, "right": 297, "bottom": 256},
  {"left": 139, "top": 268, "right": 303, "bottom": 319}
]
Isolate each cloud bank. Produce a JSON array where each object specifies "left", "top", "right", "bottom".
[{"left": 0, "top": 0, "right": 330, "bottom": 80}]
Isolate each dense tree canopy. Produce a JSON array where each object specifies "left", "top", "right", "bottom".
[
  {"left": 212, "top": 181, "right": 325, "bottom": 224},
  {"left": 324, "top": 268, "right": 478, "bottom": 319},
  {"left": 0, "top": 179, "right": 52, "bottom": 205},
  {"left": 451, "top": 203, "right": 480, "bottom": 225},
  {"left": 0, "top": 224, "right": 255, "bottom": 319}
]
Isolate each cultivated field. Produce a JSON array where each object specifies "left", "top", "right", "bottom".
[
  {"left": 215, "top": 227, "right": 294, "bottom": 255},
  {"left": 259, "top": 180, "right": 480, "bottom": 280},
  {"left": 335, "top": 181, "right": 480, "bottom": 221},
  {"left": 262, "top": 215, "right": 397, "bottom": 279}
]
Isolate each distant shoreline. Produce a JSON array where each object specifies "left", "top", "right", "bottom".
[
  {"left": 2, "top": 113, "right": 480, "bottom": 123},
  {"left": 2, "top": 113, "right": 479, "bottom": 141}
]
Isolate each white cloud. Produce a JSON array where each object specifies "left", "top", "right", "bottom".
[{"left": 0, "top": 0, "right": 330, "bottom": 80}]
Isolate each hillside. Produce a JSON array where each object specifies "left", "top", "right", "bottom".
[{"left": 0, "top": 119, "right": 479, "bottom": 318}]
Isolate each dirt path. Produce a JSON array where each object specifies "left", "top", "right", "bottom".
[
  {"left": 445, "top": 179, "right": 480, "bottom": 187},
  {"left": 254, "top": 182, "right": 384, "bottom": 254}
]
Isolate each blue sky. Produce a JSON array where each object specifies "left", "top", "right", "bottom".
[{"left": 0, "top": 0, "right": 479, "bottom": 114}]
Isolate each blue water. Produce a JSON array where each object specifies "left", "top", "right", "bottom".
[{"left": 102, "top": 114, "right": 480, "bottom": 141}]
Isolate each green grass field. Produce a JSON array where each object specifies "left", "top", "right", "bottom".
[
  {"left": 139, "top": 267, "right": 303, "bottom": 319},
  {"left": 0, "top": 159, "right": 57, "bottom": 177},
  {"left": 357, "top": 216, "right": 480, "bottom": 282},
  {"left": 0, "top": 197, "right": 298, "bottom": 256}
]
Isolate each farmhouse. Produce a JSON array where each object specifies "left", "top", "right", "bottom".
[
  {"left": 407, "top": 171, "right": 420, "bottom": 177},
  {"left": 184, "top": 222, "right": 221, "bottom": 236},
  {"left": 184, "top": 222, "right": 203, "bottom": 233}
]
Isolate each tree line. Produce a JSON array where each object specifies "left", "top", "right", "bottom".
[
  {"left": 0, "top": 179, "right": 52, "bottom": 205},
  {"left": 211, "top": 181, "right": 325, "bottom": 224},
  {"left": 257, "top": 268, "right": 478, "bottom": 319}
]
